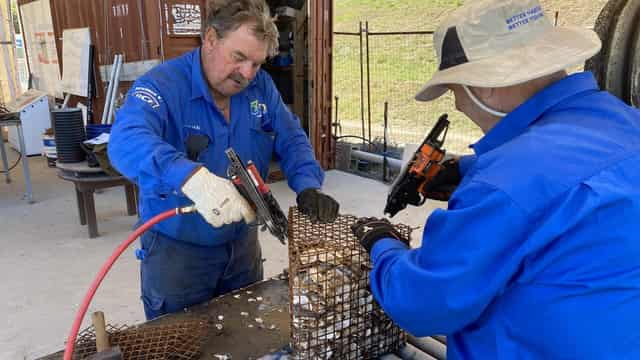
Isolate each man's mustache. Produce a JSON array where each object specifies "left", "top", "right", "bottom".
[{"left": 229, "top": 73, "right": 249, "bottom": 87}]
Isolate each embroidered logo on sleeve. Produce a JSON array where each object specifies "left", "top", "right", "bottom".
[{"left": 132, "top": 87, "right": 163, "bottom": 109}]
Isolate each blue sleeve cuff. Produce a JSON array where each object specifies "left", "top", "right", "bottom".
[
  {"left": 286, "top": 164, "right": 324, "bottom": 195},
  {"left": 458, "top": 154, "right": 477, "bottom": 176},
  {"left": 371, "top": 237, "right": 410, "bottom": 263},
  {"left": 292, "top": 177, "right": 323, "bottom": 195},
  {"left": 165, "top": 158, "right": 199, "bottom": 191}
]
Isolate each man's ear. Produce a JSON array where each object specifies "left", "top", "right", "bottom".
[{"left": 202, "top": 27, "right": 219, "bottom": 50}]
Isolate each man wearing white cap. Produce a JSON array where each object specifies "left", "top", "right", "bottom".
[{"left": 352, "top": 0, "right": 640, "bottom": 358}]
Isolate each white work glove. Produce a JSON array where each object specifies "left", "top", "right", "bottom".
[{"left": 181, "top": 167, "right": 255, "bottom": 227}]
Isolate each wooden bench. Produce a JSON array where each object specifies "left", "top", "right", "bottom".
[{"left": 56, "top": 161, "right": 137, "bottom": 238}]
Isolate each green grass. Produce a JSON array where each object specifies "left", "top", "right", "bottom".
[
  {"left": 333, "top": 0, "right": 481, "bottom": 154},
  {"left": 331, "top": 0, "right": 609, "bottom": 153},
  {"left": 335, "top": 0, "right": 464, "bottom": 32}
]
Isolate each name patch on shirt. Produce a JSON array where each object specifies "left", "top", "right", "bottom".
[
  {"left": 132, "top": 87, "right": 162, "bottom": 109},
  {"left": 250, "top": 100, "right": 268, "bottom": 118}
]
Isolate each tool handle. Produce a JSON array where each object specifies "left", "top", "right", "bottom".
[
  {"left": 424, "top": 113, "right": 449, "bottom": 148},
  {"left": 91, "top": 311, "right": 110, "bottom": 352},
  {"left": 247, "top": 161, "right": 269, "bottom": 195}
]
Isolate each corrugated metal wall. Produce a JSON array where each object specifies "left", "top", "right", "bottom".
[{"left": 17, "top": 0, "right": 204, "bottom": 123}]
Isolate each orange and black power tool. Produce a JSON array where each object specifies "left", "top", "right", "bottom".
[{"left": 384, "top": 113, "right": 450, "bottom": 217}]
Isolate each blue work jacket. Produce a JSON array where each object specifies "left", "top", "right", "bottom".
[
  {"left": 371, "top": 72, "right": 640, "bottom": 359},
  {"left": 108, "top": 48, "right": 323, "bottom": 246}
]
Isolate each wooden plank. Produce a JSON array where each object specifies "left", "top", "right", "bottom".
[{"left": 142, "top": 0, "right": 163, "bottom": 59}]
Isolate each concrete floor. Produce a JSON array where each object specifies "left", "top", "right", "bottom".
[{"left": 0, "top": 146, "right": 443, "bottom": 359}]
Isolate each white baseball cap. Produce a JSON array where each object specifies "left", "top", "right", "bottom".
[{"left": 415, "top": 0, "right": 602, "bottom": 102}]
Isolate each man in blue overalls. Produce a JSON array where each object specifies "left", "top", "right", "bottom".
[
  {"left": 352, "top": 0, "right": 640, "bottom": 358},
  {"left": 108, "top": 0, "right": 339, "bottom": 320}
]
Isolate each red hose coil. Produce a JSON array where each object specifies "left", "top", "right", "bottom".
[{"left": 63, "top": 208, "right": 179, "bottom": 360}]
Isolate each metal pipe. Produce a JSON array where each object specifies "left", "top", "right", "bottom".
[
  {"left": 101, "top": 54, "right": 118, "bottom": 124},
  {"left": 113, "top": 55, "right": 124, "bottom": 122},
  {"left": 61, "top": 94, "right": 71, "bottom": 109},
  {"left": 397, "top": 343, "right": 439, "bottom": 360},
  {"left": 367, "top": 30, "right": 435, "bottom": 36},
  {"left": 383, "top": 101, "right": 388, "bottom": 182},
  {"left": 365, "top": 21, "right": 372, "bottom": 146},
  {"left": 333, "top": 31, "right": 361, "bottom": 36},
  {"left": 103, "top": 54, "right": 118, "bottom": 124},
  {"left": 407, "top": 335, "right": 447, "bottom": 360},
  {"left": 351, "top": 148, "right": 402, "bottom": 170},
  {"left": 335, "top": 135, "right": 374, "bottom": 145},
  {"left": 333, "top": 96, "right": 341, "bottom": 136},
  {"left": 16, "top": 124, "right": 33, "bottom": 203},
  {"left": 106, "top": 54, "right": 123, "bottom": 124},
  {"left": 108, "top": 54, "right": 124, "bottom": 124},
  {"left": 359, "top": 22, "right": 366, "bottom": 147}
]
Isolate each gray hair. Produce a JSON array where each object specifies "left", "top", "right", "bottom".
[{"left": 202, "top": 0, "right": 279, "bottom": 57}]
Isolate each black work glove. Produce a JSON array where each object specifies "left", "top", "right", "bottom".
[
  {"left": 423, "top": 158, "right": 462, "bottom": 201},
  {"left": 351, "top": 217, "right": 409, "bottom": 254},
  {"left": 297, "top": 188, "right": 340, "bottom": 222}
]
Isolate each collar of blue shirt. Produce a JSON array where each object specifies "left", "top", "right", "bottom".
[{"left": 471, "top": 72, "right": 599, "bottom": 156}]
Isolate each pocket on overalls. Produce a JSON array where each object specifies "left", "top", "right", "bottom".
[
  {"left": 224, "top": 227, "right": 264, "bottom": 283},
  {"left": 138, "top": 230, "right": 159, "bottom": 262},
  {"left": 249, "top": 127, "right": 275, "bottom": 174},
  {"left": 138, "top": 231, "right": 167, "bottom": 319}
]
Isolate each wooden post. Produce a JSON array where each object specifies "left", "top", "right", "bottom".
[
  {"left": 91, "top": 311, "right": 110, "bottom": 352},
  {"left": 293, "top": 2, "right": 308, "bottom": 125},
  {"left": 310, "top": 0, "right": 334, "bottom": 169}
]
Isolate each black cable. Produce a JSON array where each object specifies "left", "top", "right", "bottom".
[
  {"left": 333, "top": 135, "right": 375, "bottom": 146},
  {"left": 0, "top": 145, "right": 21, "bottom": 173},
  {"left": 0, "top": 101, "right": 22, "bottom": 173}
]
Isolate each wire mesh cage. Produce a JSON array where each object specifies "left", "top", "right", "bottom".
[
  {"left": 288, "top": 207, "right": 412, "bottom": 359},
  {"left": 72, "top": 318, "right": 209, "bottom": 359}
]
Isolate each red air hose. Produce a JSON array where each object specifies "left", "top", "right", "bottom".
[{"left": 63, "top": 206, "right": 195, "bottom": 360}]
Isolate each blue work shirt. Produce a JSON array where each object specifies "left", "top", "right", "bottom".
[
  {"left": 371, "top": 72, "right": 640, "bottom": 359},
  {"left": 109, "top": 48, "right": 323, "bottom": 246}
]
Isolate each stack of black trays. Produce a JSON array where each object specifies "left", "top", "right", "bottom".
[{"left": 53, "top": 108, "right": 86, "bottom": 163}]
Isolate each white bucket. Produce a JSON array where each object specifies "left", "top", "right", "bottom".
[{"left": 43, "top": 134, "right": 57, "bottom": 166}]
